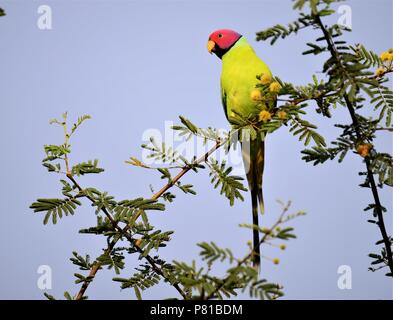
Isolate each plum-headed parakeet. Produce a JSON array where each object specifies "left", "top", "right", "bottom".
[{"left": 207, "top": 29, "right": 275, "bottom": 269}]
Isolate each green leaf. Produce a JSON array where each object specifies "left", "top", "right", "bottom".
[
  {"left": 198, "top": 242, "right": 234, "bottom": 266},
  {"left": 70, "top": 115, "right": 91, "bottom": 136},
  {"left": 179, "top": 116, "right": 198, "bottom": 134},
  {"left": 134, "top": 286, "right": 142, "bottom": 300},
  {"left": 44, "top": 144, "right": 70, "bottom": 158},
  {"left": 64, "top": 291, "right": 73, "bottom": 300},
  {"left": 256, "top": 13, "right": 314, "bottom": 45},
  {"left": 351, "top": 45, "right": 382, "bottom": 68},
  {"left": 30, "top": 197, "right": 81, "bottom": 225},
  {"left": 208, "top": 159, "right": 247, "bottom": 206},
  {"left": 72, "top": 159, "right": 104, "bottom": 176},
  {"left": 70, "top": 251, "right": 92, "bottom": 270},
  {"left": 290, "top": 118, "right": 326, "bottom": 147},
  {"left": 44, "top": 293, "right": 56, "bottom": 300}
]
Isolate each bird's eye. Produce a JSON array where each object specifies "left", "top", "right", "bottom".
[{"left": 218, "top": 34, "right": 223, "bottom": 38}]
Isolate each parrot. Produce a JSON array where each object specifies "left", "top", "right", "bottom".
[{"left": 207, "top": 29, "right": 274, "bottom": 269}]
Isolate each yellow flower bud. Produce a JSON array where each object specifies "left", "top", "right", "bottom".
[
  {"left": 250, "top": 89, "right": 263, "bottom": 101},
  {"left": 380, "top": 51, "right": 390, "bottom": 62},
  {"left": 279, "top": 244, "right": 286, "bottom": 250},
  {"left": 389, "top": 53, "right": 393, "bottom": 61},
  {"left": 269, "top": 81, "right": 281, "bottom": 93},
  {"left": 259, "top": 110, "right": 271, "bottom": 123},
  {"left": 134, "top": 239, "right": 142, "bottom": 247},
  {"left": 356, "top": 144, "right": 372, "bottom": 158},
  {"left": 260, "top": 73, "right": 272, "bottom": 85},
  {"left": 375, "top": 67, "right": 385, "bottom": 77},
  {"left": 273, "top": 258, "right": 280, "bottom": 265},
  {"left": 277, "top": 111, "right": 287, "bottom": 120}
]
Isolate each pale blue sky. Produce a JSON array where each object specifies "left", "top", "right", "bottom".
[{"left": 0, "top": 0, "right": 392, "bottom": 299}]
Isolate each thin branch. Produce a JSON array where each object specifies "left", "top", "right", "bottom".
[
  {"left": 133, "top": 245, "right": 187, "bottom": 299},
  {"left": 68, "top": 174, "right": 187, "bottom": 299},
  {"left": 376, "top": 127, "right": 393, "bottom": 132},
  {"left": 72, "top": 138, "right": 225, "bottom": 300},
  {"left": 314, "top": 14, "right": 393, "bottom": 275},
  {"left": 62, "top": 114, "right": 71, "bottom": 175},
  {"left": 151, "top": 138, "right": 224, "bottom": 201},
  {"left": 205, "top": 202, "right": 291, "bottom": 300},
  {"left": 276, "top": 90, "right": 341, "bottom": 116}
]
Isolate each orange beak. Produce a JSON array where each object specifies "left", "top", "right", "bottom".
[{"left": 207, "top": 40, "right": 215, "bottom": 54}]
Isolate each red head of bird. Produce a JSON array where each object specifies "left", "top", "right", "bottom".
[{"left": 207, "top": 29, "right": 242, "bottom": 59}]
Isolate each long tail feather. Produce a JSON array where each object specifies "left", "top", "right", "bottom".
[
  {"left": 251, "top": 184, "right": 261, "bottom": 269},
  {"left": 242, "top": 135, "right": 265, "bottom": 270}
]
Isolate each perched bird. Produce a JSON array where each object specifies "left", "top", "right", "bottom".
[{"left": 207, "top": 29, "right": 275, "bottom": 269}]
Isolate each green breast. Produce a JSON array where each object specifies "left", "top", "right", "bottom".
[{"left": 221, "top": 37, "right": 272, "bottom": 122}]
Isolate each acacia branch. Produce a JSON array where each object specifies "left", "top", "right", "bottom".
[
  {"left": 72, "top": 138, "right": 225, "bottom": 300},
  {"left": 68, "top": 174, "right": 187, "bottom": 299},
  {"left": 315, "top": 14, "right": 393, "bottom": 275},
  {"left": 205, "top": 202, "right": 291, "bottom": 300}
]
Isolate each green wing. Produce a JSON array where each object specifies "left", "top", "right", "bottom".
[{"left": 220, "top": 83, "right": 229, "bottom": 121}]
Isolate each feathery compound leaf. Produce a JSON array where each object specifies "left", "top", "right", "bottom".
[
  {"left": 198, "top": 242, "right": 234, "bottom": 266},
  {"left": 30, "top": 197, "right": 81, "bottom": 225},
  {"left": 173, "top": 117, "right": 224, "bottom": 145},
  {"left": 42, "top": 162, "right": 61, "bottom": 173},
  {"left": 147, "top": 233, "right": 173, "bottom": 255},
  {"left": 249, "top": 279, "right": 284, "bottom": 300},
  {"left": 256, "top": 13, "right": 314, "bottom": 44},
  {"left": 179, "top": 116, "right": 199, "bottom": 134},
  {"left": 118, "top": 198, "right": 165, "bottom": 211},
  {"left": 141, "top": 137, "right": 187, "bottom": 165},
  {"left": 276, "top": 227, "right": 297, "bottom": 240},
  {"left": 290, "top": 118, "right": 326, "bottom": 147},
  {"left": 70, "top": 251, "right": 92, "bottom": 270},
  {"left": 370, "top": 153, "right": 393, "bottom": 187},
  {"left": 73, "top": 273, "right": 94, "bottom": 285},
  {"left": 125, "top": 156, "right": 149, "bottom": 168},
  {"left": 301, "top": 136, "right": 353, "bottom": 166},
  {"left": 97, "top": 252, "right": 125, "bottom": 274},
  {"left": 208, "top": 159, "right": 247, "bottom": 206},
  {"left": 302, "top": 42, "right": 327, "bottom": 55},
  {"left": 81, "top": 188, "right": 116, "bottom": 214},
  {"left": 351, "top": 45, "right": 382, "bottom": 68},
  {"left": 113, "top": 266, "right": 161, "bottom": 299},
  {"left": 301, "top": 146, "right": 334, "bottom": 165},
  {"left": 72, "top": 159, "right": 104, "bottom": 176},
  {"left": 79, "top": 215, "right": 114, "bottom": 235},
  {"left": 370, "top": 84, "right": 393, "bottom": 126},
  {"left": 70, "top": 115, "right": 91, "bottom": 136},
  {"left": 176, "top": 182, "right": 197, "bottom": 195},
  {"left": 44, "top": 144, "right": 70, "bottom": 158},
  {"left": 60, "top": 179, "right": 76, "bottom": 197},
  {"left": 114, "top": 198, "right": 165, "bottom": 222}
]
